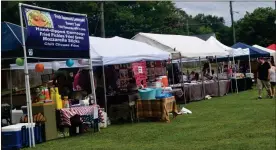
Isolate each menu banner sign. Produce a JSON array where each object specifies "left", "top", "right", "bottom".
[{"left": 21, "top": 4, "right": 90, "bottom": 58}]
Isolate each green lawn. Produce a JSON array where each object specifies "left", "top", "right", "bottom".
[{"left": 25, "top": 89, "right": 275, "bottom": 150}]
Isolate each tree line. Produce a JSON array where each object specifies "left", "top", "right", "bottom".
[{"left": 2, "top": 1, "right": 276, "bottom": 47}]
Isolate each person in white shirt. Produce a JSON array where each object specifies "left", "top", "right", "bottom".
[{"left": 268, "top": 61, "right": 276, "bottom": 97}]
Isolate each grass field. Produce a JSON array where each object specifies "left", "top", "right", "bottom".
[{"left": 25, "top": 89, "right": 275, "bottom": 150}]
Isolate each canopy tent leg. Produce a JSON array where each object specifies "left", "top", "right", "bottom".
[
  {"left": 10, "top": 69, "right": 13, "bottom": 125},
  {"left": 171, "top": 59, "right": 175, "bottom": 84},
  {"left": 19, "top": 4, "right": 35, "bottom": 147},
  {"left": 179, "top": 53, "right": 186, "bottom": 104},
  {"left": 215, "top": 56, "right": 221, "bottom": 96},
  {"left": 209, "top": 62, "right": 212, "bottom": 76},
  {"left": 199, "top": 57, "right": 205, "bottom": 98},
  {"left": 102, "top": 63, "right": 108, "bottom": 114},
  {"left": 88, "top": 56, "right": 97, "bottom": 104},
  {"left": 228, "top": 56, "right": 233, "bottom": 94},
  {"left": 248, "top": 53, "right": 252, "bottom": 74},
  {"left": 232, "top": 54, "right": 239, "bottom": 93}
]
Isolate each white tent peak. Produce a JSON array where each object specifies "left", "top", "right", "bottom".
[
  {"left": 206, "top": 36, "right": 232, "bottom": 51},
  {"left": 132, "top": 32, "right": 228, "bottom": 58},
  {"left": 206, "top": 36, "right": 251, "bottom": 57}
]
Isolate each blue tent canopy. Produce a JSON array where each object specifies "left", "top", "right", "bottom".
[
  {"left": 231, "top": 42, "right": 270, "bottom": 57},
  {"left": 1, "top": 22, "right": 27, "bottom": 58}
]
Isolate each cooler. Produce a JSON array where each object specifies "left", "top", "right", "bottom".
[
  {"left": 17, "top": 123, "right": 42, "bottom": 146},
  {"left": 2, "top": 125, "right": 23, "bottom": 150}
]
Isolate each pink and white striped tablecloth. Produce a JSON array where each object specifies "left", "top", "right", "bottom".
[{"left": 60, "top": 105, "right": 102, "bottom": 126}]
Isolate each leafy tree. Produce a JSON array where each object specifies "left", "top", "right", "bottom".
[
  {"left": 192, "top": 14, "right": 232, "bottom": 46},
  {"left": 2, "top": 1, "right": 275, "bottom": 47},
  {"left": 235, "top": 7, "right": 276, "bottom": 46},
  {"left": 197, "top": 26, "right": 213, "bottom": 34}
]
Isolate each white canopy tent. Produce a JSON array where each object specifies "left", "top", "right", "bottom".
[
  {"left": 206, "top": 36, "right": 250, "bottom": 57},
  {"left": 89, "top": 36, "right": 171, "bottom": 65},
  {"left": 9, "top": 36, "right": 171, "bottom": 69},
  {"left": 132, "top": 33, "right": 228, "bottom": 59}
]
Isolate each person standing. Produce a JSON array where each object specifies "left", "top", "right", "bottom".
[
  {"left": 268, "top": 61, "right": 276, "bottom": 97},
  {"left": 257, "top": 58, "right": 272, "bottom": 99}
]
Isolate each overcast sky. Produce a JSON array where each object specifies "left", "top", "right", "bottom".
[{"left": 175, "top": 1, "right": 275, "bottom": 26}]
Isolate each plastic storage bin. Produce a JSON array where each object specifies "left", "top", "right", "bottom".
[
  {"left": 155, "top": 88, "right": 162, "bottom": 97},
  {"left": 138, "top": 88, "right": 156, "bottom": 100},
  {"left": 156, "top": 92, "right": 173, "bottom": 99},
  {"left": 2, "top": 125, "right": 23, "bottom": 150}
]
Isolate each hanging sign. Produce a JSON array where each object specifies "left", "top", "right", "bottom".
[
  {"left": 138, "top": 66, "right": 143, "bottom": 74},
  {"left": 20, "top": 4, "right": 90, "bottom": 58}
]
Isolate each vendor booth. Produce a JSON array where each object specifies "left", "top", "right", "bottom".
[
  {"left": 231, "top": 42, "right": 270, "bottom": 86},
  {"left": 132, "top": 33, "right": 230, "bottom": 104},
  {"left": 1, "top": 4, "right": 100, "bottom": 149},
  {"left": 5, "top": 34, "right": 175, "bottom": 124},
  {"left": 206, "top": 37, "right": 254, "bottom": 93},
  {"left": 86, "top": 36, "right": 174, "bottom": 123}
]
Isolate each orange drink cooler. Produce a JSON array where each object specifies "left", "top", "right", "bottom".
[{"left": 161, "top": 76, "right": 169, "bottom": 87}]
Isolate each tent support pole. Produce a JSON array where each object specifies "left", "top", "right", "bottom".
[
  {"left": 228, "top": 56, "right": 233, "bottom": 94},
  {"left": 19, "top": 3, "right": 35, "bottom": 147},
  {"left": 179, "top": 53, "right": 186, "bottom": 104},
  {"left": 10, "top": 69, "right": 13, "bottom": 125},
  {"left": 171, "top": 59, "right": 175, "bottom": 84},
  {"left": 215, "top": 56, "right": 220, "bottom": 96},
  {"left": 102, "top": 63, "right": 108, "bottom": 114},
  {"left": 232, "top": 54, "right": 239, "bottom": 93},
  {"left": 88, "top": 58, "right": 97, "bottom": 103},
  {"left": 209, "top": 61, "right": 212, "bottom": 76},
  {"left": 248, "top": 53, "right": 251, "bottom": 74},
  {"left": 199, "top": 57, "right": 205, "bottom": 98}
]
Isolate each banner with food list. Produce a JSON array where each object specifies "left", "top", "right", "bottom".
[{"left": 21, "top": 4, "right": 90, "bottom": 58}]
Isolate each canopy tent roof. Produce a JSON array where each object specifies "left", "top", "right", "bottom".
[
  {"left": 252, "top": 45, "right": 275, "bottom": 56},
  {"left": 8, "top": 36, "right": 171, "bottom": 70},
  {"left": 89, "top": 36, "right": 171, "bottom": 65},
  {"left": 132, "top": 33, "right": 228, "bottom": 59},
  {"left": 267, "top": 44, "right": 276, "bottom": 50},
  {"left": 231, "top": 42, "right": 270, "bottom": 57},
  {"left": 206, "top": 37, "right": 252, "bottom": 56},
  {"left": 204, "top": 37, "right": 249, "bottom": 62},
  {"left": 1, "top": 22, "right": 26, "bottom": 59},
  {"left": 253, "top": 45, "right": 276, "bottom": 63},
  {"left": 206, "top": 36, "right": 232, "bottom": 51}
]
